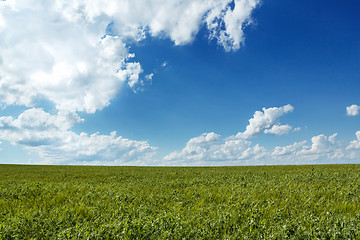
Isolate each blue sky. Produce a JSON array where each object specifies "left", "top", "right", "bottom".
[{"left": 0, "top": 0, "right": 359, "bottom": 165}]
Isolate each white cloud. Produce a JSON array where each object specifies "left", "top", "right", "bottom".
[
  {"left": 346, "top": 131, "right": 360, "bottom": 160},
  {"left": 346, "top": 105, "right": 360, "bottom": 116},
  {"left": 0, "top": 109, "right": 63, "bottom": 140},
  {"left": 347, "top": 131, "right": 360, "bottom": 150},
  {"left": 163, "top": 125, "right": 360, "bottom": 165},
  {"left": 206, "top": 0, "right": 260, "bottom": 51},
  {"left": 0, "top": 9, "right": 137, "bottom": 113},
  {"left": 264, "top": 124, "right": 292, "bottom": 135},
  {"left": 163, "top": 105, "right": 306, "bottom": 165},
  {"left": 165, "top": 131, "right": 344, "bottom": 166},
  {"left": 187, "top": 132, "right": 221, "bottom": 145},
  {"left": 0, "top": 0, "right": 259, "bottom": 113},
  {"left": 163, "top": 132, "right": 267, "bottom": 165},
  {"left": 272, "top": 140, "right": 307, "bottom": 156},
  {"left": 124, "top": 62, "right": 143, "bottom": 89},
  {"left": 0, "top": 109, "right": 157, "bottom": 164},
  {"left": 161, "top": 103, "right": 360, "bottom": 165},
  {"left": 161, "top": 61, "right": 168, "bottom": 67},
  {"left": 0, "top": 0, "right": 260, "bottom": 163},
  {"left": 298, "top": 133, "right": 338, "bottom": 156},
  {"left": 34, "top": 131, "right": 157, "bottom": 165},
  {"left": 234, "top": 104, "right": 294, "bottom": 139},
  {"left": 269, "top": 134, "right": 353, "bottom": 165},
  {"left": 163, "top": 132, "right": 221, "bottom": 163},
  {"left": 271, "top": 133, "right": 343, "bottom": 162}
]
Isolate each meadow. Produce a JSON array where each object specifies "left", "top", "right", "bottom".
[{"left": 0, "top": 164, "right": 359, "bottom": 239}]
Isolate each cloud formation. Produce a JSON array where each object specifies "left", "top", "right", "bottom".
[
  {"left": 298, "top": 133, "right": 338, "bottom": 156},
  {"left": 0, "top": 0, "right": 260, "bottom": 114},
  {"left": 206, "top": 0, "right": 260, "bottom": 51},
  {"left": 2, "top": 2, "right": 357, "bottom": 166},
  {"left": 164, "top": 105, "right": 294, "bottom": 165},
  {"left": 234, "top": 104, "right": 294, "bottom": 139},
  {"left": 272, "top": 141, "right": 307, "bottom": 156},
  {"left": 0, "top": 108, "right": 157, "bottom": 164},
  {"left": 264, "top": 124, "right": 292, "bottom": 135},
  {"left": 346, "top": 131, "right": 360, "bottom": 160},
  {"left": 0, "top": 0, "right": 260, "bottom": 163},
  {"left": 347, "top": 131, "right": 360, "bottom": 150},
  {"left": 164, "top": 131, "right": 353, "bottom": 166},
  {"left": 272, "top": 131, "right": 360, "bottom": 164},
  {"left": 163, "top": 105, "right": 360, "bottom": 165},
  {"left": 163, "top": 132, "right": 267, "bottom": 165},
  {"left": 346, "top": 105, "right": 360, "bottom": 116}
]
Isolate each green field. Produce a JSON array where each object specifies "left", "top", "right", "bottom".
[{"left": 0, "top": 164, "right": 359, "bottom": 239}]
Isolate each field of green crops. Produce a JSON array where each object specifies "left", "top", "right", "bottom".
[{"left": 0, "top": 164, "right": 359, "bottom": 239}]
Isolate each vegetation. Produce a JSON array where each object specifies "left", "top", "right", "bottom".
[{"left": 0, "top": 164, "right": 359, "bottom": 239}]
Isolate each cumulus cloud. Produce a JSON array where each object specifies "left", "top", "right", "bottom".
[
  {"left": 206, "top": 0, "right": 260, "bottom": 51},
  {"left": 234, "top": 104, "right": 294, "bottom": 139},
  {"left": 34, "top": 131, "right": 157, "bottom": 165},
  {"left": 163, "top": 132, "right": 267, "bottom": 165},
  {"left": 164, "top": 132, "right": 344, "bottom": 166},
  {"left": 346, "top": 131, "right": 360, "bottom": 160},
  {"left": 0, "top": 108, "right": 83, "bottom": 145},
  {"left": 264, "top": 124, "right": 292, "bottom": 135},
  {"left": 163, "top": 105, "right": 358, "bottom": 165},
  {"left": 271, "top": 133, "right": 345, "bottom": 162},
  {"left": 163, "top": 105, "right": 304, "bottom": 165},
  {"left": 0, "top": 109, "right": 157, "bottom": 164},
  {"left": 0, "top": 9, "right": 137, "bottom": 113},
  {"left": 298, "top": 133, "right": 338, "bottom": 157},
  {"left": 347, "top": 131, "right": 360, "bottom": 150},
  {"left": 0, "top": 0, "right": 259, "bottom": 113},
  {"left": 163, "top": 132, "right": 221, "bottom": 163},
  {"left": 0, "top": 0, "right": 260, "bottom": 163},
  {"left": 272, "top": 131, "right": 360, "bottom": 164},
  {"left": 272, "top": 141, "right": 307, "bottom": 156},
  {"left": 164, "top": 128, "right": 360, "bottom": 166},
  {"left": 346, "top": 105, "right": 360, "bottom": 116}
]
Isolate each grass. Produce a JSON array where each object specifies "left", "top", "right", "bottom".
[{"left": 0, "top": 164, "right": 359, "bottom": 239}]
